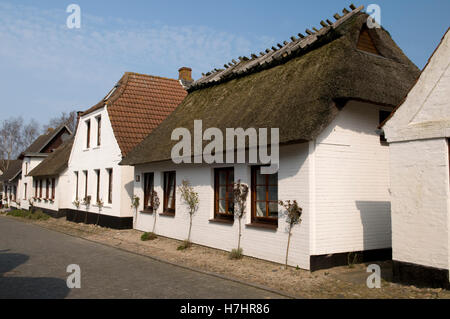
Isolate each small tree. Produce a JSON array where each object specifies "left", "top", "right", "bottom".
[
  {"left": 279, "top": 200, "right": 303, "bottom": 269},
  {"left": 232, "top": 180, "right": 249, "bottom": 258},
  {"left": 131, "top": 195, "right": 140, "bottom": 229},
  {"left": 151, "top": 190, "right": 160, "bottom": 234},
  {"left": 96, "top": 199, "right": 104, "bottom": 225},
  {"left": 178, "top": 180, "right": 199, "bottom": 246}
]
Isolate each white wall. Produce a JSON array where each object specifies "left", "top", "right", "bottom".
[
  {"left": 20, "top": 156, "right": 46, "bottom": 210},
  {"left": 67, "top": 106, "right": 133, "bottom": 217},
  {"left": 383, "top": 31, "right": 450, "bottom": 272},
  {"left": 389, "top": 139, "right": 449, "bottom": 270},
  {"left": 134, "top": 143, "right": 311, "bottom": 269},
  {"left": 312, "top": 101, "right": 392, "bottom": 255}
]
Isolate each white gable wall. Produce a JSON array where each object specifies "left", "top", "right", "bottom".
[
  {"left": 66, "top": 106, "right": 133, "bottom": 217},
  {"left": 20, "top": 156, "right": 46, "bottom": 210},
  {"left": 383, "top": 31, "right": 450, "bottom": 273},
  {"left": 312, "top": 100, "right": 392, "bottom": 255}
]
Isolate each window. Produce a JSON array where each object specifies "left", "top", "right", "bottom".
[
  {"left": 46, "top": 178, "right": 50, "bottom": 199},
  {"left": 107, "top": 169, "right": 113, "bottom": 204},
  {"left": 86, "top": 120, "right": 91, "bottom": 148},
  {"left": 75, "top": 171, "right": 79, "bottom": 200},
  {"left": 95, "top": 169, "right": 100, "bottom": 202},
  {"left": 39, "top": 180, "right": 42, "bottom": 198},
  {"left": 24, "top": 183, "right": 27, "bottom": 200},
  {"left": 163, "top": 171, "right": 176, "bottom": 215},
  {"left": 379, "top": 110, "right": 391, "bottom": 143},
  {"left": 25, "top": 162, "right": 28, "bottom": 175},
  {"left": 96, "top": 116, "right": 101, "bottom": 146},
  {"left": 34, "top": 180, "right": 38, "bottom": 198},
  {"left": 51, "top": 178, "right": 55, "bottom": 200},
  {"left": 251, "top": 166, "right": 278, "bottom": 225},
  {"left": 143, "top": 173, "right": 155, "bottom": 212},
  {"left": 83, "top": 171, "right": 88, "bottom": 199},
  {"left": 214, "top": 168, "right": 234, "bottom": 220}
]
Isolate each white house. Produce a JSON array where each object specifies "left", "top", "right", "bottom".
[
  {"left": 382, "top": 28, "right": 450, "bottom": 288},
  {"left": 27, "top": 138, "right": 74, "bottom": 217},
  {"left": 63, "top": 71, "right": 187, "bottom": 229},
  {"left": 17, "top": 125, "right": 72, "bottom": 211},
  {"left": 121, "top": 6, "right": 420, "bottom": 270},
  {"left": 0, "top": 160, "right": 22, "bottom": 208}
]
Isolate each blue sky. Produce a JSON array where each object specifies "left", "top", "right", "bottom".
[{"left": 0, "top": 0, "right": 449, "bottom": 125}]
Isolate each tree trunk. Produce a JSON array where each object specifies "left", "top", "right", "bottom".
[
  {"left": 285, "top": 223, "right": 292, "bottom": 270},
  {"left": 238, "top": 217, "right": 242, "bottom": 251},
  {"left": 188, "top": 213, "right": 193, "bottom": 242},
  {"left": 133, "top": 208, "right": 138, "bottom": 229},
  {"left": 152, "top": 211, "right": 157, "bottom": 233}
]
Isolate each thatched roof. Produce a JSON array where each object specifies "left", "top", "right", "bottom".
[
  {"left": 27, "top": 138, "right": 74, "bottom": 178},
  {"left": 0, "top": 160, "right": 22, "bottom": 183},
  {"left": 121, "top": 5, "right": 420, "bottom": 166}
]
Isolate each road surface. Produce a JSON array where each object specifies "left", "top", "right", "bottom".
[{"left": 0, "top": 217, "right": 285, "bottom": 299}]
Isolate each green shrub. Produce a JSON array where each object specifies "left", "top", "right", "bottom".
[
  {"left": 7, "top": 209, "right": 49, "bottom": 220},
  {"left": 141, "top": 232, "right": 157, "bottom": 241},
  {"left": 229, "top": 248, "right": 243, "bottom": 260},
  {"left": 177, "top": 240, "right": 192, "bottom": 251}
]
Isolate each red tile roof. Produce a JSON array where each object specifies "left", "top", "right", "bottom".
[{"left": 82, "top": 72, "right": 187, "bottom": 156}]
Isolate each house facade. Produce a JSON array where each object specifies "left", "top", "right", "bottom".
[
  {"left": 122, "top": 6, "right": 420, "bottom": 270},
  {"left": 27, "top": 138, "right": 74, "bottom": 217},
  {"left": 18, "top": 125, "right": 72, "bottom": 211},
  {"left": 382, "top": 29, "right": 450, "bottom": 288},
  {"left": 63, "top": 71, "right": 187, "bottom": 229},
  {"left": 0, "top": 160, "right": 22, "bottom": 208}
]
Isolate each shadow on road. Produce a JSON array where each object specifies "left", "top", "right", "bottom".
[{"left": 0, "top": 251, "right": 70, "bottom": 299}]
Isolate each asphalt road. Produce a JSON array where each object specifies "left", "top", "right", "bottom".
[{"left": 0, "top": 217, "right": 285, "bottom": 299}]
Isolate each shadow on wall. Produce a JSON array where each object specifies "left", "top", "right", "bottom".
[
  {"left": 355, "top": 201, "right": 392, "bottom": 252},
  {"left": 0, "top": 250, "right": 70, "bottom": 299}
]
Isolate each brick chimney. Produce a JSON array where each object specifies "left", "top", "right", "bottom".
[{"left": 178, "top": 67, "right": 193, "bottom": 82}]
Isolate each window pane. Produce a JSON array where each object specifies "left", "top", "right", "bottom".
[
  {"left": 228, "top": 170, "right": 234, "bottom": 185},
  {"left": 256, "top": 169, "right": 265, "bottom": 185},
  {"left": 219, "top": 186, "right": 226, "bottom": 200},
  {"left": 268, "top": 186, "right": 277, "bottom": 201},
  {"left": 218, "top": 199, "right": 226, "bottom": 213},
  {"left": 268, "top": 202, "right": 278, "bottom": 218},
  {"left": 268, "top": 173, "right": 278, "bottom": 185},
  {"left": 218, "top": 170, "right": 227, "bottom": 185},
  {"left": 256, "top": 201, "right": 266, "bottom": 217},
  {"left": 256, "top": 186, "right": 266, "bottom": 201}
]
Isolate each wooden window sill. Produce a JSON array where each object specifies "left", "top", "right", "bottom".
[
  {"left": 140, "top": 210, "right": 154, "bottom": 215},
  {"left": 209, "top": 218, "right": 234, "bottom": 225},
  {"left": 159, "top": 212, "right": 175, "bottom": 217},
  {"left": 246, "top": 222, "right": 278, "bottom": 230}
]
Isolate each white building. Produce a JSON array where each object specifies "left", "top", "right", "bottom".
[
  {"left": 63, "top": 71, "right": 187, "bottom": 229},
  {"left": 121, "top": 6, "right": 420, "bottom": 270},
  {"left": 382, "top": 29, "right": 450, "bottom": 288},
  {"left": 0, "top": 160, "right": 22, "bottom": 208},
  {"left": 18, "top": 125, "right": 72, "bottom": 211},
  {"left": 27, "top": 138, "right": 74, "bottom": 217}
]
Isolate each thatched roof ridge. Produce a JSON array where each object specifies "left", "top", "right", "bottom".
[
  {"left": 121, "top": 6, "right": 420, "bottom": 166},
  {"left": 27, "top": 138, "right": 74, "bottom": 177}
]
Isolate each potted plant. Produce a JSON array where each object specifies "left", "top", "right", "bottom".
[
  {"left": 72, "top": 199, "right": 80, "bottom": 209},
  {"left": 82, "top": 195, "right": 91, "bottom": 207}
]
